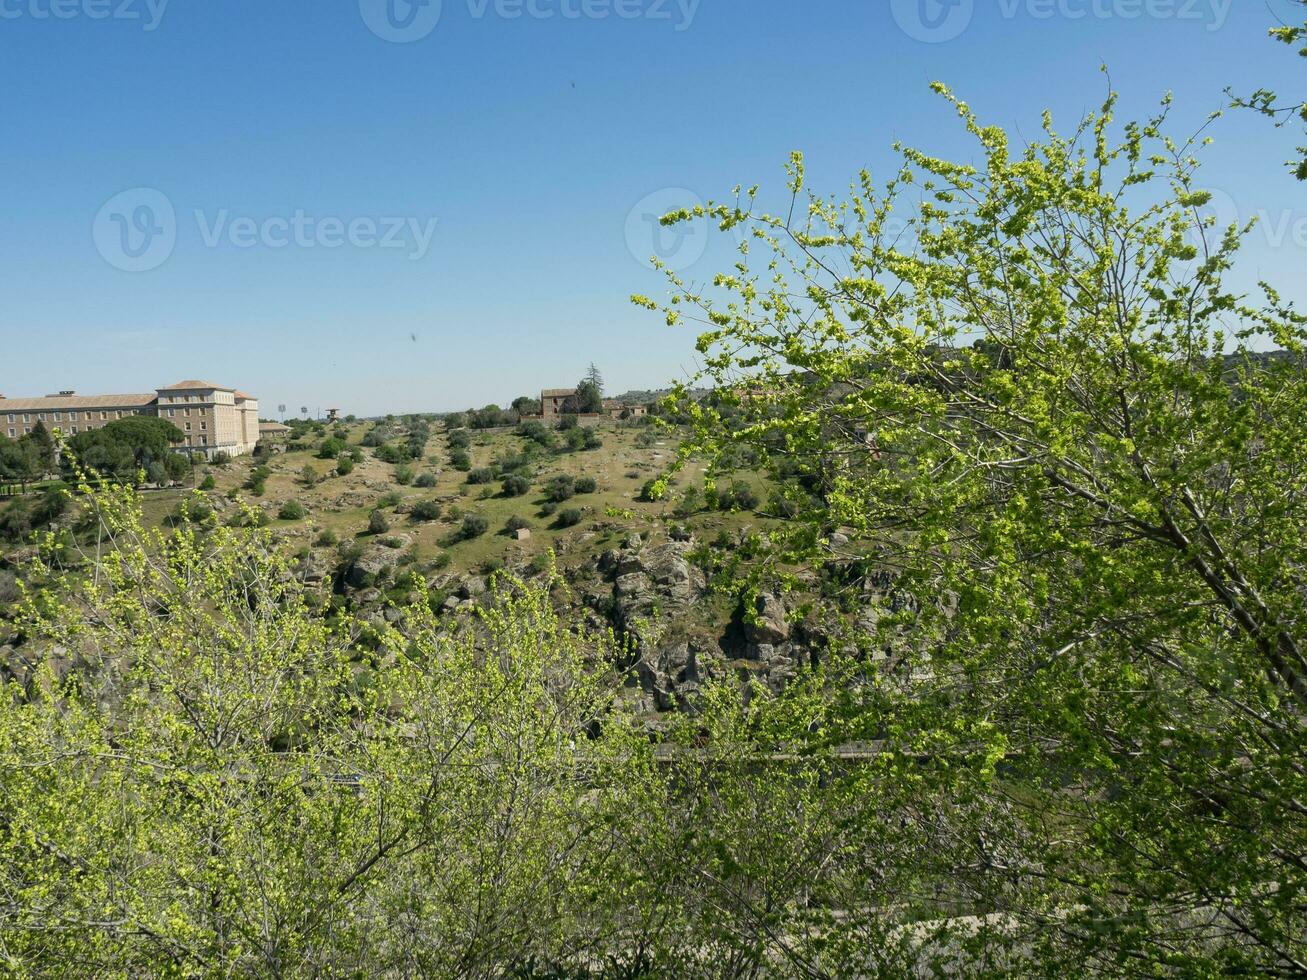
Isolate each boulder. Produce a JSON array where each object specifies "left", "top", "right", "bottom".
[{"left": 745, "top": 593, "right": 790, "bottom": 645}]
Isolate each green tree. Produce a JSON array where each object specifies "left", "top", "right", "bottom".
[{"left": 638, "top": 86, "right": 1307, "bottom": 972}]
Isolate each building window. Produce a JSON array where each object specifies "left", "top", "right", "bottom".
[
  {"left": 23, "top": 427, "right": 30, "bottom": 434},
  {"left": 70, "top": 426, "right": 77, "bottom": 434},
  {"left": 53, "top": 412, "right": 61, "bottom": 421},
  {"left": 6, "top": 429, "right": 12, "bottom": 438},
  {"left": 5, "top": 414, "right": 12, "bottom": 423},
  {"left": 200, "top": 436, "right": 208, "bottom": 445},
  {"left": 185, "top": 423, "right": 191, "bottom": 431},
  {"left": 168, "top": 409, "right": 175, "bottom": 417},
  {"left": 100, "top": 412, "right": 107, "bottom": 420},
  {"left": 38, "top": 413, "right": 45, "bottom": 422}
]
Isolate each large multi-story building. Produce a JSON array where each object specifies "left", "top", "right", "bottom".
[{"left": 0, "top": 380, "right": 260, "bottom": 459}]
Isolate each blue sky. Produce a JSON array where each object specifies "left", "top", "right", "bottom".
[{"left": 1, "top": 0, "right": 1303, "bottom": 416}]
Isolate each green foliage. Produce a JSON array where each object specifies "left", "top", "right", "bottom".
[
  {"left": 554, "top": 507, "right": 583, "bottom": 528},
  {"left": 573, "top": 476, "right": 597, "bottom": 495},
  {"left": 450, "top": 449, "right": 472, "bottom": 471},
  {"left": 336, "top": 456, "right": 355, "bottom": 477},
  {"left": 640, "top": 86, "right": 1307, "bottom": 972},
  {"left": 501, "top": 474, "right": 531, "bottom": 497},
  {"left": 278, "top": 500, "right": 307, "bottom": 521},
  {"left": 544, "top": 475, "right": 575, "bottom": 503},
  {"left": 458, "top": 514, "right": 489, "bottom": 539},
  {"left": 368, "top": 509, "right": 390, "bottom": 535},
  {"left": 409, "top": 499, "right": 442, "bottom": 522},
  {"left": 393, "top": 463, "right": 415, "bottom": 486},
  {"left": 414, "top": 472, "right": 436, "bottom": 488},
  {"left": 466, "top": 467, "right": 497, "bottom": 485},
  {"left": 199, "top": 474, "right": 216, "bottom": 491}
]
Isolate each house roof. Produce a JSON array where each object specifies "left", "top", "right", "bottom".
[
  {"left": 160, "top": 380, "right": 235, "bottom": 392},
  {"left": 0, "top": 393, "right": 157, "bottom": 412},
  {"left": 541, "top": 388, "right": 577, "bottom": 398},
  {"left": 233, "top": 391, "right": 257, "bottom": 400}
]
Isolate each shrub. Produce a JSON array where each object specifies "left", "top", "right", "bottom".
[
  {"left": 573, "top": 476, "right": 597, "bottom": 494},
  {"left": 315, "top": 529, "right": 338, "bottom": 547},
  {"left": 199, "top": 474, "right": 216, "bottom": 491},
  {"left": 317, "top": 437, "right": 346, "bottom": 460},
  {"left": 528, "top": 552, "right": 551, "bottom": 575},
  {"left": 410, "top": 500, "right": 442, "bottom": 522},
  {"left": 718, "top": 483, "right": 760, "bottom": 512},
  {"left": 501, "top": 474, "right": 531, "bottom": 497},
  {"left": 505, "top": 514, "right": 532, "bottom": 533},
  {"left": 639, "top": 479, "right": 664, "bottom": 502},
  {"left": 394, "top": 464, "right": 415, "bottom": 486},
  {"left": 555, "top": 507, "right": 583, "bottom": 528},
  {"left": 450, "top": 450, "right": 472, "bottom": 471},
  {"left": 368, "top": 510, "right": 390, "bottom": 535},
  {"left": 336, "top": 456, "right": 355, "bottom": 477},
  {"left": 545, "top": 475, "right": 575, "bottom": 503},
  {"left": 279, "top": 500, "right": 308, "bottom": 521},
  {"left": 466, "top": 467, "right": 496, "bottom": 485},
  {"left": 210, "top": 451, "right": 232, "bottom": 466},
  {"left": 559, "top": 414, "right": 578, "bottom": 430},
  {"left": 378, "top": 491, "right": 402, "bottom": 509},
  {"left": 479, "top": 556, "right": 505, "bottom": 576},
  {"left": 300, "top": 465, "right": 319, "bottom": 487},
  {"left": 414, "top": 473, "right": 437, "bottom": 488},
  {"left": 447, "top": 429, "right": 471, "bottom": 449},
  {"left": 583, "top": 429, "right": 603, "bottom": 451},
  {"left": 459, "top": 515, "right": 488, "bottom": 539}
]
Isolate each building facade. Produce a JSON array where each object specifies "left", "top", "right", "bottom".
[{"left": 0, "top": 380, "right": 260, "bottom": 459}]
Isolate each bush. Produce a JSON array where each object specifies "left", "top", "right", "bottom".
[
  {"left": 199, "top": 474, "right": 216, "bottom": 491},
  {"left": 394, "top": 464, "right": 415, "bottom": 486},
  {"left": 315, "top": 529, "right": 338, "bottom": 546},
  {"left": 718, "top": 483, "right": 760, "bottom": 512},
  {"left": 317, "top": 437, "right": 346, "bottom": 460},
  {"left": 368, "top": 510, "right": 390, "bottom": 535},
  {"left": 450, "top": 450, "right": 472, "bottom": 471},
  {"left": 410, "top": 500, "right": 442, "bottom": 522},
  {"left": 279, "top": 500, "right": 308, "bottom": 521},
  {"left": 414, "top": 473, "right": 437, "bottom": 488},
  {"left": 300, "top": 465, "right": 319, "bottom": 487},
  {"left": 479, "top": 556, "right": 505, "bottom": 576},
  {"left": 559, "top": 414, "right": 578, "bottom": 430},
  {"left": 336, "top": 456, "right": 355, "bottom": 477},
  {"left": 505, "top": 514, "right": 532, "bottom": 533},
  {"left": 639, "top": 479, "right": 664, "bottom": 502},
  {"left": 555, "top": 507, "right": 584, "bottom": 528},
  {"left": 545, "top": 475, "right": 575, "bottom": 503},
  {"left": 447, "top": 429, "right": 471, "bottom": 449},
  {"left": 210, "top": 451, "right": 232, "bottom": 466},
  {"left": 501, "top": 474, "right": 531, "bottom": 497},
  {"left": 573, "top": 476, "right": 597, "bottom": 494},
  {"left": 459, "top": 515, "right": 489, "bottom": 540},
  {"left": 466, "top": 467, "right": 497, "bottom": 485}
]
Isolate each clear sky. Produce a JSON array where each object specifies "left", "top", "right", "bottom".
[{"left": 1, "top": 0, "right": 1303, "bottom": 417}]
